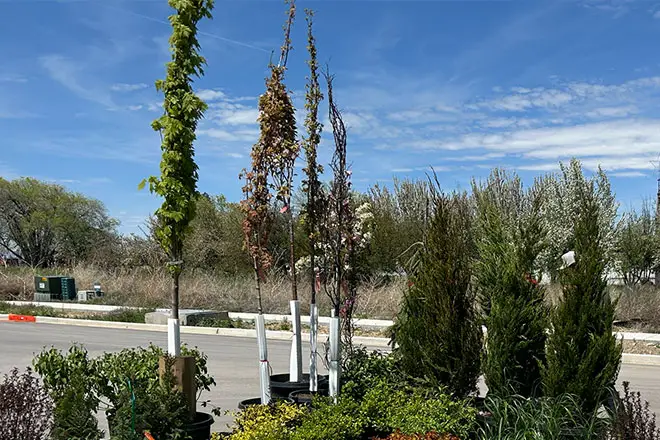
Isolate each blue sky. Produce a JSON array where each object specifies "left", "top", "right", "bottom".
[{"left": 2, "top": 0, "right": 660, "bottom": 234}]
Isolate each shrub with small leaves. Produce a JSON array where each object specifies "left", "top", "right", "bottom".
[
  {"left": 291, "top": 396, "right": 366, "bottom": 440},
  {"left": 608, "top": 382, "right": 660, "bottom": 440},
  {"left": 360, "top": 381, "right": 476, "bottom": 439},
  {"left": 0, "top": 367, "right": 53, "bottom": 440},
  {"left": 222, "top": 401, "right": 307, "bottom": 440}
]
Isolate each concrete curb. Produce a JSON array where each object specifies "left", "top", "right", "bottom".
[
  {"left": 0, "top": 314, "right": 392, "bottom": 347},
  {"left": 0, "top": 313, "right": 654, "bottom": 358}
]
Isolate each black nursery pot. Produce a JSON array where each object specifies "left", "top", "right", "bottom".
[
  {"left": 183, "top": 412, "right": 214, "bottom": 440},
  {"left": 288, "top": 389, "right": 327, "bottom": 407},
  {"left": 237, "top": 396, "right": 295, "bottom": 410},
  {"left": 269, "top": 373, "right": 329, "bottom": 399}
]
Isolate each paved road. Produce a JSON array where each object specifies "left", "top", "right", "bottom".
[{"left": 2, "top": 322, "right": 660, "bottom": 435}]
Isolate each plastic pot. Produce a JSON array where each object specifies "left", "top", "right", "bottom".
[
  {"left": 237, "top": 396, "right": 294, "bottom": 410},
  {"left": 269, "top": 373, "right": 329, "bottom": 399},
  {"left": 288, "top": 389, "right": 327, "bottom": 407},
  {"left": 183, "top": 412, "right": 214, "bottom": 440}
]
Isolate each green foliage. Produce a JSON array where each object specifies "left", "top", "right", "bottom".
[
  {"left": 542, "top": 182, "right": 622, "bottom": 412},
  {"left": 0, "top": 177, "right": 117, "bottom": 268},
  {"left": 51, "top": 373, "right": 103, "bottom": 440},
  {"left": 222, "top": 401, "right": 308, "bottom": 440},
  {"left": 33, "top": 343, "right": 215, "bottom": 439},
  {"left": 392, "top": 188, "right": 482, "bottom": 399},
  {"left": 291, "top": 396, "right": 365, "bottom": 440},
  {"left": 360, "top": 382, "right": 476, "bottom": 439},
  {"left": 476, "top": 394, "right": 608, "bottom": 440},
  {"left": 109, "top": 356, "right": 191, "bottom": 440},
  {"left": 614, "top": 203, "right": 658, "bottom": 286},
  {"left": 33, "top": 345, "right": 102, "bottom": 440},
  {"left": 473, "top": 170, "right": 548, "bottom": 398},
  {"left": 185, "top": 194, "right": 252, "bottom": 274},
  {"left": 340, "top": 347, "right": 406, "bottom": 400},
  {"left": 142, "top": 0, "right": 214, "bottom": 275},
  {"left": 368, "top": 179, "right": 431, "bottom": 274}
]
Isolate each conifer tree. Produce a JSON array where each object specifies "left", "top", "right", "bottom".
[
  {"left": 473, "top": 171, "right": 548, "bottom": 398},
  {"left": 542, "top": 182, "right": 622, "bottom": 412},
  {"left": 393, "top": 185, "right": 482, "bottom": 398}
]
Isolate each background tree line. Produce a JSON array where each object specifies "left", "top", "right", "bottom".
[{"left": 0, "top": 159, "right": 657, "bottom": 287}]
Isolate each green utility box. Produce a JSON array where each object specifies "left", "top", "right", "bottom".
[{"left": 34, "top": 276, "right": 77, "bottom": 301}]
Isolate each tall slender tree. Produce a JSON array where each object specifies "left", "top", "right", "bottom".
[
  {"left": 542, "top": 181, "right": 622, "bottom": 412},
  {"left": 301, "top": 7, "right": 324, "bottom": 391},
  {"left": 473, "top": 170, "right": 548, "bottom": 398},
  {"left": 141, "top": 0, "right": 214, "bottom": 357},
  {"left": 257, "top": 0, "right": 303, "bottom": 382}
]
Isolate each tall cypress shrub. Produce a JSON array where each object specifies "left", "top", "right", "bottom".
[
  {"left": 541, "top": 182, "right": 622, "bottom": 411},
  {"left": 393, "top": 187, "right": 482, "bottom": 398},
  {"left": 474, "top": 174, "right": 547, "bottom": 398}
]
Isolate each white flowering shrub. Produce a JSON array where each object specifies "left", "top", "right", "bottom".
[{"left": 539, "top": 159, "right": 618, "bottom": 278}]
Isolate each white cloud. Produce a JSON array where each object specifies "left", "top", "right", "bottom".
[
  {"left": 40, "top": 55, "right": 115, "bottom": 108},
  {"left": 585, "top": 105, "right": 637, "bottom": 118},
  {"left": 0, "top": 74, "right": 27, "bottom": 83},
  {"left": 610, "top": 171, "right": 648, "bottom": 178},
  {"left": 111, "top": 83, "right": 148, "bottom": 92},
  {"left": 198, "top": 128, "right": 259, "bottom": 142},
  {"left": 227, "top": 152, "right": 245, "bottom": 159},
  {"left": 127, "top": 105, "right": 143, "bottom": 111},
  {"left": 197, "top": 89, "right": 226, "bottom": 101}
]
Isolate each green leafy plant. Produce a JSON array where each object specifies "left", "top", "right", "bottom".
[
  {"left": 291, "top": 396, "right": 366, "bottom": 440},
  {"left": 392, "top": 186, "right": 482, "bottom": 399},
  {"left": 222, "top": 401, "right": 307, "bottom": 440},
  {"left": 473, "top": 170, "right": 548, "bottom": 398},
  {"left": 340, "top": 347, "right": 406, "bottom": 400},
  {"left": 542, "top": 182, "right": 622, "bottom": 412},
  {"left": 109, "top": 356, "right": 191, "bottom": 440},
  {"left": 360, "top": 381, "right": 476, "bottom": 439},
  {"left": 140, "top": 0, "right": 214, "bottom": 338},
  {"left": 0, "top": 367, "right": 53, "bottom": 440},
  {"left": 33, "top": 344, "right": 101, "bottom": 440}
]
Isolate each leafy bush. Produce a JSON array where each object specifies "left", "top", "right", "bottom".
[
  {"left": 33, "top": 345, "right": 102, "bottom": 440},
  {"left": 608, "top": 382, "right": 660, "bottom": 440},
  {"left": 476, "top": 394, "right": 608, "bottom": 440},
  {"left": 220, "top": 402, "right": 308, "bottom": 440},
  {"left": 51, "top": 372, "right": 103, "bottom": 440},
  {"left": 341, "top": 347, "right": 406, "bottom": 400},
  {"left": 542, "top": 184, "right": 622, "bottom": 412},
  {"left": 360, "top": 381, "right": 476, "bottom": 439},
  {"left": 0, "top": 367, "right": 53, "bottom": 440},
  {"left": 392, "top": 190, "right": 482, "bottom": 398},
  {"left": 291, "top": 396, "right": 366, "bottom": 440},
  {"left": 33, "top": 343, "right": 215, "bottom": 439},
  {"left": 109, "top": 357, "right": 191, "bottom": 440}
]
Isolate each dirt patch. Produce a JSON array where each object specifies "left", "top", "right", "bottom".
[{"left": 623, "top": 339, "right": 660, "bottom": 355}]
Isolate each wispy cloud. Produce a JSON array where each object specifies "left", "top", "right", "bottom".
[
  {"left": 111, "top": 83, "right": 148, "bottom": 92},
  {"left": 40, "top": 55, "right": 115, "bottom": 108},
  {"left": 0, "top": 74, "right": 27, "bottom": 83}
]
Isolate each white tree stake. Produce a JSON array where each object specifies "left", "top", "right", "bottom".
[
  {"left": 289, "top": 299, "right": 303, "bottom": 382},
  {"left": 256, "top": 313, "right": 271, "bottom": 404},
  {"left": 329, "top": 310, "right": 341, "bottom": 399},
  {"left": 167, "top": 318, "right": 180, "bottom": 356},
  {"left": 309, "top": 303, "right": 319, "bottom": 392}
]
